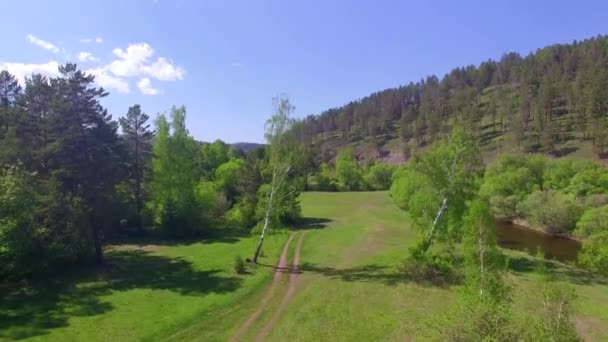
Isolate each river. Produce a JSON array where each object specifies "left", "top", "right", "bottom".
[{"left": 495, "top": 220, "right": 581, "bottom": 262}]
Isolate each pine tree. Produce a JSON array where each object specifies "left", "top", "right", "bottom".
[
  {"left": 119, "top": 105, "right": 154, "bottom": 232},
  {"left": 49, "top": 63, "right": 121, "bottom": 264}
]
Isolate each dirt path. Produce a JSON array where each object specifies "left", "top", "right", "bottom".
[
  {"left": 230, "top": 233, "right": 295, "bottom": 342},
  {"left": 255, "top": 232, "right": 306, "bottom": 342}
]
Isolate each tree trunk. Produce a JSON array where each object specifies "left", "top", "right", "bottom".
[
  {"left": 478, "top": 223, "right": 485, "bottom": 297},
  {"left": 253, "top": 183, "right": 275, "bottom": 263},
  {"left": 421, "top": 196, "right": 448, "bottom": 252}
]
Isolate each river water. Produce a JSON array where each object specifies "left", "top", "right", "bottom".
[{"left": 495, "top": 220, "right": 581, "bottom": 262}]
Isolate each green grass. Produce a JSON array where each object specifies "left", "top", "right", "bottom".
[
  {"left": 2, "top": 192, "right": 607, "bottom": 341},
  {"left": 0, "top": 232, "right": 288, "bottom": 341}
]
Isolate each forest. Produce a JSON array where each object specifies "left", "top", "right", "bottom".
[
  {"left": 298, "top": 35, "right": 608, "bottom": 163},
  {"left": 1, "top": 35, "right": 608, "bottom": 341}
]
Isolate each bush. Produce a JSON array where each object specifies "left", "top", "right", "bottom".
[
  {"left": 441, "top": 302, "right": 522, "bottom": 341},
  {"left": 225, "top": 197, "right": 257, "bottom": 229},
  {"left": 234, "top": 255, "right": 248, "bottom": 274},
  {"left": 526, "top": 283, "right": 580, "bottom": 341},
  {"left": 518, "top": 190, "right": 583, "bottom": 235},
  {"left": 364, "top": 163, "right": 395, "bottom": 190},
  {"left": 480, "top": 154, "right": 543, "bottom": 218},
  {"left": 578, "top": 232, "right": 608, "bottom": 275},
  {"left": 401, "top": 246, "right": 461, "bottom": 285},
  {"left": 335, "top": 149, "right": 365, "bottom": 191},
  {"left": 314, "top": 163, "right": 338, "bottom": 191},
  {"left": 575, "top": 205, "right": 608, "bottom": 238}
]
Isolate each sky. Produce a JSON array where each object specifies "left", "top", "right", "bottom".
[{"left": 2, "top": 0, "right": 608, "bottom": 143}]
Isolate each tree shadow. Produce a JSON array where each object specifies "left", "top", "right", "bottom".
[
  {"left": 0, "top": 249, "right": 241, "bottom": 340},
  {"left": 300, "top": 262, "right": 411, "bottom": 286},
  {"left": 109, "top": 227, "right": 249, "bottom": 247},
  {"left": 508, "top": 256, "right": 607, "bottom": 286},
  {"left": 292, "top": 217, "right": 332, "bottom": 230}
]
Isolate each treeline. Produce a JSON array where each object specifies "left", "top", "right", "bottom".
[
  {"left": 0, "top": 65, "right": 302, "bottom": 279},
  {"left": 309, "top": 149, "right": 395, "bottom": 191},
  {"left": 299, "top": 35, "right": 608, "bottom": 159}
]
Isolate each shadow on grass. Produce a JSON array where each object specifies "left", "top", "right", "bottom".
[
  {"left": 508, "top": 256, "right": 607, "bottom": 286},
  {"left": 300, "top": 263, "right": 405, "bottom": 285},
  {"left": 0, "top": 250, "right": 241, "bottom": 340},
  {"left": 109, "top": 227, "right": 251, "bottom": 247},
  {"left": 299, "top": 262, "right": 458, "bottom": 288},
  {"left": 292, "top": 217, "right": 332, "bottom": 230}
]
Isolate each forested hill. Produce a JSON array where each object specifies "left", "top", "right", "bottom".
[{"left": 299, "top": 35, "right": 608, "bottom": 164}]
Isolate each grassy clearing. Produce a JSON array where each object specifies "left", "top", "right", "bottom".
[
  {"left": 0, "top": 232, "right": 287, "bottom": 341},
  {"left": 265, "top": 192, "right": 608, "bottom": 341},
  {"left": 2, "top": 191, "right": 607, "bottom": 341}
]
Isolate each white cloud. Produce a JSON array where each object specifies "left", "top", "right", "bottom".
[
  {"left": 80, "top": 37, "right": 104, "bottom": 44},
  {"left": 137, "top": 77, "right": 159, "bottom": 95},
  {"left": 107, "top": 43, "right": 184, "bottom": 81},
  {"left": 1, "top": 42, "right": 181, "bottom": 96},
  {"left": 0, "top": 61, "right": 61, "bottom": 83},
  {"left": 78, "top": 52, "right": 100, "bottom": 62},
  {"left": 26, "top": 34, "right": 60, "bottom": 53},
  {"left": 87, "top": 67, "right": 130, "bottom": 93}
]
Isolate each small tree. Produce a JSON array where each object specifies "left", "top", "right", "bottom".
[{"left": 252, "top": 96, "right": 298, "bottom": 263}]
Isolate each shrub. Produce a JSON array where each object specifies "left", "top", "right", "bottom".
[
  {"left": 441, "top": 302, "right": 522, "bottom": 341},
  {"left": 401, "top": 245, "right": 461, "bottom": 285},
  {"left": 575, "top": 205, "right": 608, "bottom": 238},
  {"left": 234, "top": 255, "right": 247, "bottom": 274},
  {"left": 225, "top": 197, "right": 257, "bottom": 229},
  {"left": 578, "top": 232, "right": 608, "bottom": 275},
  {"left": 480, "top": 154, "right": 543, "bottom": 218},
  {"left": 335, "top": 149, "right": 365, "bottom": 191},
  {"left": 364, "top": 163, "right": 395, "bottom": 190},
  {"left": 518, "top": 190, "right": 583, "bottom": 235},
  {"left": 526, "top": 283, "right": 580, "bottom": 341}
]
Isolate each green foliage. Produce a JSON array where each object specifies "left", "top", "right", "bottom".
[
  {"left": 543, "top": 158, "right": 603, "bottom": 193},
  {"left": 519, "top": 189, "right": 583, "bottom": 235},
  {"left": 233, "top": 255, "right": 247, "bottom": 274},
  {"left": 313, "top": 162, "right": 337, "bottom": 191},
  {"left": 335, "top": 149, "right": 365, "bottom": 191},
  {"left": 441, "top": 301, "right": 523, "bottom": 342},
  {"left": 0, "top": 167, "right": 40, "bottom": 278},
  {"left": 363, "top": 163, "right": 395, "bottom": 190},
  {"left": 575, "top": 205, "right": 608, "bottom": 238},
  {"left": 255, "top": 183, "right": 300, "bottom": 228},
  {"left": 578, "top": 232, "right": 608, "bottom": 275},
  {"left": 480, "top": 154, "right": 543, "bottom": 217},
  {"left": 401, "top": 247, "right": 460, "bottom": 285},
  {"left": 150, "top": 107, "right": 203, "bottom": 237},
  {"left": 391, "top": 128, "right": 483, "bottom": 252},
  {"left": 462, "top": 199, "right": 506, "bottom": 304},
  {"left": 214, "top": 158, "right": 247, "bottom": 201}
]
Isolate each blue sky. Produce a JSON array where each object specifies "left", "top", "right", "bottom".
[{"left": 2, "top": 0, "right": 608, "bottom": 143}]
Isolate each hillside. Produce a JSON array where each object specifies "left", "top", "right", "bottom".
[{"left": 297, "top": 35, "right": 608, "bottom": 164}]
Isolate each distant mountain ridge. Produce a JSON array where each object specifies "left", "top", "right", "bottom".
[{"left": 295, "top": 34, "right": 608, "bottom": 164}]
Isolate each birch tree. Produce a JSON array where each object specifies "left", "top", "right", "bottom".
[
  {"left": 463, "top": 199, "right": 505, "bottom": 302},
  {"left": 390, "top": 127, "right": 483, "bottom": 255},
  {"left": 252, "top": 96, "right": 298, "bottom": 263}
]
